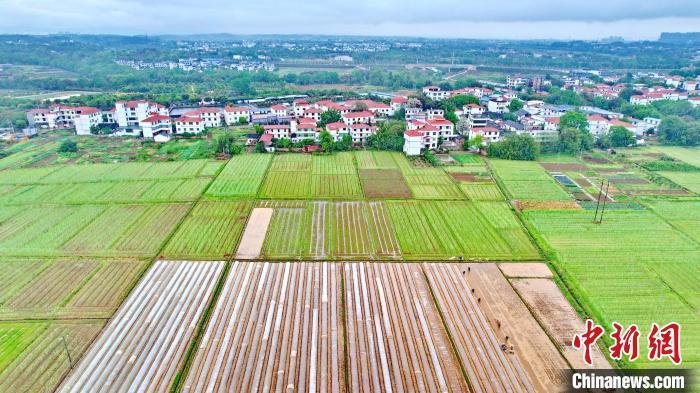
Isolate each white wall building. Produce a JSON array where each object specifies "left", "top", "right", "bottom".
[
  {"left": 73, "top": 107, "right": 102, "bottom": 135},
  {"left": 224, "top": 106, "right": 252, "bottom": 124},
  {"left": 140, "top": 115, "right": 172, "bottom": 138},
  {"left": 184, "top": 108, "right": 222, "bottom": 128},
  {"left": 403, "top": 130, "right": 423, "bottom": 156},
  {"left": 175, "top": 117, "right": 205, "bottom": 134},
  {"left": 115, "top": 100, "right": 168, "bottom": 128}
]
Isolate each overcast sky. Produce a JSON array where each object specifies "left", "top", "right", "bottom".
[{"left": 1, "top": 0, "right": 700, "bottom": 40}]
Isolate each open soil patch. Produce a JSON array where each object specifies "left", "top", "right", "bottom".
[
  {"left": 583, "top": 155, "right": 612, "bottom": 164},
  {"left": 540, "top": 163, "right": 589, "bottom": 171},
  {"left": 359, "top": 169, "right": 412, "bottom": 198},
  {"left": 514, "top": 200, "right": 582, "bottom": 210},
  {"left": 608, "top": 177, "right": 649, "bottom": 184}
]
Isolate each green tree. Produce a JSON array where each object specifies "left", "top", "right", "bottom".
[
  {"left": 215, "top": 132, "right": 243, "bottom": 155},
  {"left": 318, "top": 109, "right": 341, "bottom": 127},
  {"left": 608, "top": 125, "right": 636, "bottom": 147},
  {"left": 558, "top": 127, "right": 593, "bottom": 154},
  {"left": 508, "top": 99, "right": 524, "bottom": 112},
  {"left": 657, "top": 116, "right": 700, "bottom": 146},
  {"left": 366, "top": 120, "right": 405, "bottom": 151},
  {"left": 57, "top": 140, "right": 78, "bottom": 153},
  {"left": 319, "top": 130, "right": 335, "bottom": 152},
  {"left": 469, "top": 135, "right": 484, "bottom": 150},
  {"left": 559, "top": 111, "right": 589, "bottom": 131},
  {"left": 487, "top": 134, "right": 539, "bottom": 160},
  {"left": 254, "top": 141, "right": 267, "bottom": 153},
  {"left": 334, "top": 134, "right": 353, "bottom": 151}
]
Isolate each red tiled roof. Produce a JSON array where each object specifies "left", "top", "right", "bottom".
[
  {"left": 224, "top": 106, "right": 250, "bottom": 112},
  {"left": 141, "top": 114, "right": 171, "bottom": 123},
  {"left": 176, "top": 117, "right": 203, "bottom": 123},
  {"left": 405, "top": 130, "right": 422, "bottom": 137},
  {"left": 343, "top": 111, "right": 373, "bottom": 118}
]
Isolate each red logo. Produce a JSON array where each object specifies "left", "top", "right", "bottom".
[
  {"left": 573, "top": 321, "right": 682, "bottom": 366},
  {"left": 572, "top": 319, "right": 604, "bottom": 366},
  {"left": 609, "top": 322, "right": 640, "bottom": 361},
  {"left": 648, "top": 322, "right": 682, "bottom": 365}
]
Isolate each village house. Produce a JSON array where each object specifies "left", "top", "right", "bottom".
[
  {"left": 73, "top": 107, "right": 102, "bottom": 135},
  {"left": 270, "top": 104, "right": 290, "bottom": 117},
  {"left": 293, "top": 99, "right": 312, "bottom": 118},
  {"left": 342, "top": 111, "right": 375, "bottom": 125},
  {"left": 139, "top": 114, "right": 172, "bottom": 139},
  {"left": 403, "top": 130, "right": 423, "bottom": 156},
  {"left": 468, "top": 126, "right": 501, "bottom": 144},
  {"left": 224, "top": 106, "right": 252, "bottom": 124},
  {"left": 487, "top": 96, "right": 510, "bottom": 114},
  {"left": 174, "top": 117, "right": 205, "bottom": 134},
  {"left": 390, "top": 96, "right": 408, "bottom": 113},
  {"left": 115, "top": 100, "right": 168, "bottom": 128},
  {"left": 184, "top": 107, "right": 223, "bottom": 128},
  {"left": 422, "top": 86, "right": 450, "bottom": 101}
]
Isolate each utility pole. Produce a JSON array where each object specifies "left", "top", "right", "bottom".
[
  {"left": 61, "top": 336, "right": 74, "bottom": 369},
  {"left": 593, "top": 179, "right": 604, "bottom": 223},
  {"left": 598, "top": 180, "right": 610, "bottom": 224},
  {"left": 593, "top": 179, "right": 610, "bottom": 224}
]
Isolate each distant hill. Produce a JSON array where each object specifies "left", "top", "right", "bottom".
[{"left": 659, "top": 32, "right": 700, "bottom": 44}]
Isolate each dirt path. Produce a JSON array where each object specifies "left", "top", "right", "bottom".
[
  {"left": 235, "top": 208, "right": 273, "bottom": 259},
  {"left": 498, "top": 263, "right": 553, "bottom": 278},
  {"left": 431, "top": 263, "right": 570, "bottom": 392},
  {"left": 511, "top": 278, "right": 611, "bottom": 370}
]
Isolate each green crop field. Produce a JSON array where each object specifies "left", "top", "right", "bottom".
[
  {"left": 657, "top": 171, "right": 700, "bottom": 194},
  {"left": 387, "top": 200, "right": 538, "bottom": 260},
  {"left": 395, "top": 156, "right": 463, "bottom": 199},
  {"left": 649, "top": 146, "right": 700, "bottom": 168},
  {"left": 162, "top": 200, "right": 253, "bottom": 260},
  {"left": 525, "top": 209, "right": 700, "bottom": 368},
  {"left": 260, "top": 153, "right": 362, "bottom": 199},
  {"left": 0, "top": 320, "right": 104, "bottom": 392},
  {"left": 646, "top": 199, "right": 700, "bottom": 244},
  {"left": 459, "top": 183, "right": 504, "bottom": 201},
  {"left": 0, "top": 258, "right": 145, "bottom": 320},
  {"left": 491, "top": 159, "right": 572, "bottom": 201},
  {"left": 260, "top": 200, "right": 401, "bottom": 259},
  {"left": 206, "top": 154, "right": 270, "bottom": 198}
]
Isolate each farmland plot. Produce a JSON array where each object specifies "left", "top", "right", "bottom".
[
  {"left": 183, "top": 262, "right": 344, "bottom": 393},
  {"left": 261, "top": 154, "right": 363, "bottom": 199},
  {"left": 63, "top": 204, "right": 189, "bottom": 257},
  {"left": 344, "top": 263, "right": 468, "bottom": 392},
  {"left": 331, "top": 202, "right": 372, "bottom": 257},
  {"left": 0, "top": 205, "right": 106, "bottom": 256},
  {"left": 262, "top": 206, "right": 310, "bottom": 258},
  {"left": 491, "top": 159, "right": 571, "bottom": 201},
  {"left": 0, "top": 320, "right": 104, "bottom": 393},
  {"left": 206, "top": 154, "right": 271, "bottom": 198},
  {"left": 459, "top": 183, "right": 504, "bottom": 201},
  {"left": 359, "top": 169, "right": 412, "bottom": 199},
  {"left": 58, "top": 260, "right": 225, "bottom": 393},
  {"left": 525, "top": 209, "right": 700, "bottom": 368},
  {"left": 387, "top": 200, "right": 538, "bottom": 260},
  {"left": 423, "top": 263, "right": 537, "bottom": 392},
  {"left": 647, "top": 199, "right": 700, "bottom": 243},
  {"left": 365, "top": 202, "right": 401, "bottom": 257},
  {"left": 0, "top": 258, "right": 146, "bottom": 320},
  {"left": 263, "top": 201, "right": 401, "bottom": 259},
  {"left": 163, "top": 201, "right": 252, "bottom": 260},
  {"left": 398, "top": 164, "right": 463, "bottom": 199},
  {"left": 355, "top": 151, "right": 401, "bottom": 170},
  {"left": 657, "top": 171, "right": 700, "bottom": 194}
]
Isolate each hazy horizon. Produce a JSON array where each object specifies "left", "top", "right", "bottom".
[{"left": 1, "top": 1, "right": 700, "bottom": 41}]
